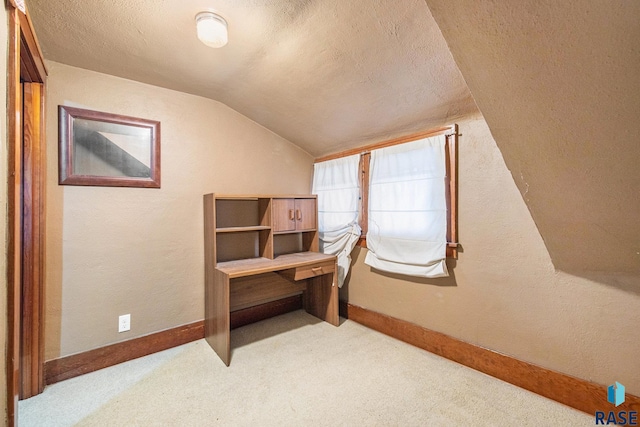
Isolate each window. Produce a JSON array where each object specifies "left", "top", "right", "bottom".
[{"left": 314, "top": 125, "right": 458, "bottom": 277}]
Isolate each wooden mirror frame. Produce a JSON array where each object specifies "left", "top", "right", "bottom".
[{"left": 58, "top": 105, "right": 161, "bottom": 188}]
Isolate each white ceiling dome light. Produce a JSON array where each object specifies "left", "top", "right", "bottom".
[{"left": 195, "top": 11, "right": 228, "bottom": 48}]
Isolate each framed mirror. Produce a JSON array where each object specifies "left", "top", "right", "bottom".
[{"left": 58, "top": 105, "right": 161, "bottom": 188}]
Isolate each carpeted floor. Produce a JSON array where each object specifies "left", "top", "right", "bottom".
[{"left": 19, "top": 311, "right": 592, "bottom": 426}]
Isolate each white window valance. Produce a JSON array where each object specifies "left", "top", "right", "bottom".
[{"left": 364, "top": 135, "right": 449, "bottom": 278}]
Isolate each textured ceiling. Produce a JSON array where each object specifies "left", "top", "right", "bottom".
[
  {"left": 27, "top": 0, "right": 476, "bottom": 157},
  {"left": 426, "top": 0, "right": 640, "bottom": 278},
  {"left": 25, "top": 0, "right": 640, "bottom": 278}
]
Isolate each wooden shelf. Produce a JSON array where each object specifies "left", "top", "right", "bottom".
[
  {"left": 273, "top": 229, "right": 315, "bottom": 235},
  {"left": 216, "top": 226, "right": 271, "bottom": 233},
  {"left": 214, "top": 194, "right": 318, "bottom": 200},
  {"left": 214, "top": 196, "right": 260, "bottom": 201},
  {"left": 216, "top": 252, "right": 335, "bottom": 278}
]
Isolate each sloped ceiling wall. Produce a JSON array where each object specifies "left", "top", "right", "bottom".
[{"left": 425, "top": 0, "right": 640, "bottom": 279}]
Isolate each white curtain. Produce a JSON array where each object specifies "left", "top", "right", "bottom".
[
  {"left": 312, "top": 155, "right": 362, "bottom": 287},
  {"left": 364, "top": 135, "right": 449, "bottom": 278}
]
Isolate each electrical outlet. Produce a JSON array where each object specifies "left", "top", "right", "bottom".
[{"left": 118, "top": 314, "right": 131, "bottom": 332}]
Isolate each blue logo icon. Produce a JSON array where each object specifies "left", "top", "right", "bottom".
[{"left": 608, "top": 382, "right": 625, "bottom": 407}]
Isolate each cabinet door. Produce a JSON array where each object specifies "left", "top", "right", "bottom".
[
  {"left": 272, "top": 199, "right": 296, "bottom": 232},
  {"left": 295, "top": 198, "right": 316, "bottom": 231}
]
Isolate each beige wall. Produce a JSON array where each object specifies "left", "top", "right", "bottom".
[
  {"left": 45, "top": 62, "right": 314, "bottom": 359},
  {"left": 1, "top": 5, "right": 9, "bottom": 424},
  {"left": 343, "top": 113, "right": 640, "bottom": 394}
]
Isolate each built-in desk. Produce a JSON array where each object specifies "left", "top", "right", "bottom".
[{"left": 205, "top": 252, "right": 339, "bottom": 366}]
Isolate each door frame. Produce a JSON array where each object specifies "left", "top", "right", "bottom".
[{"left": 6, "top": 2, "right": 47, "bottom": 425}]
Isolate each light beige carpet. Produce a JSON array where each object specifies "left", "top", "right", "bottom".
[{"left": 19, "top": 311, "right": 592, "bottom": 426}]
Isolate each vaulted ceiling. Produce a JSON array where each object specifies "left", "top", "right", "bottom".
[
  {"left": 28, "top": 0, "right": 476, "bottom": 157},
  {"left": 28, "top": 0, "right": 640, "bottom": 279}
]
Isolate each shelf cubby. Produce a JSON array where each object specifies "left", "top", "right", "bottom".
[{"left": 204, "top": 194, "right": 317, "bottom": 266}]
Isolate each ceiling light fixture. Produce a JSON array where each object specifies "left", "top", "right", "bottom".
[{"left": 195, "top": 11, "right": 228, "bottom": 48}]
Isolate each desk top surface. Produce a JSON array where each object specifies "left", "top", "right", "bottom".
[{"left": 215, "top": 252, "right": 336, "bottom": 278}]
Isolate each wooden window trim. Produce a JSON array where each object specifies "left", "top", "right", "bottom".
[{"left": 315, "top": 125, "right": 458, "bottom": 258}]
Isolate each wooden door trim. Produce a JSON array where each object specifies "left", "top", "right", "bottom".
[
  {"left": 6, "top": 3, "right": 47, "bottom": 425},
  {"left": 17, "top": 10, "right": 47, "bottom": 80},
  {"left": 20, "top": 82, "right": 46, "bottom": 399},
  {"left": 7, "top": 8, "right": 22, "bottom": 425}
]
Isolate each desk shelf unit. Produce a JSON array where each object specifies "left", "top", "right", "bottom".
[{"left": 203, "top": 193, "right": 338, "bottom": 366}]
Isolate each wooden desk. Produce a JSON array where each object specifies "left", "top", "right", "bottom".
[{"left": 204, "top": 252, "right": 339, "bottom": 366}]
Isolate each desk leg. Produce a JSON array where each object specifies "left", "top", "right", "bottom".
[
  {"left": 205, "top": 269, "right": 231, "bottom": 365},
  {"left": 304, "top": 268, "right": 339, "bottom": 326}
]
